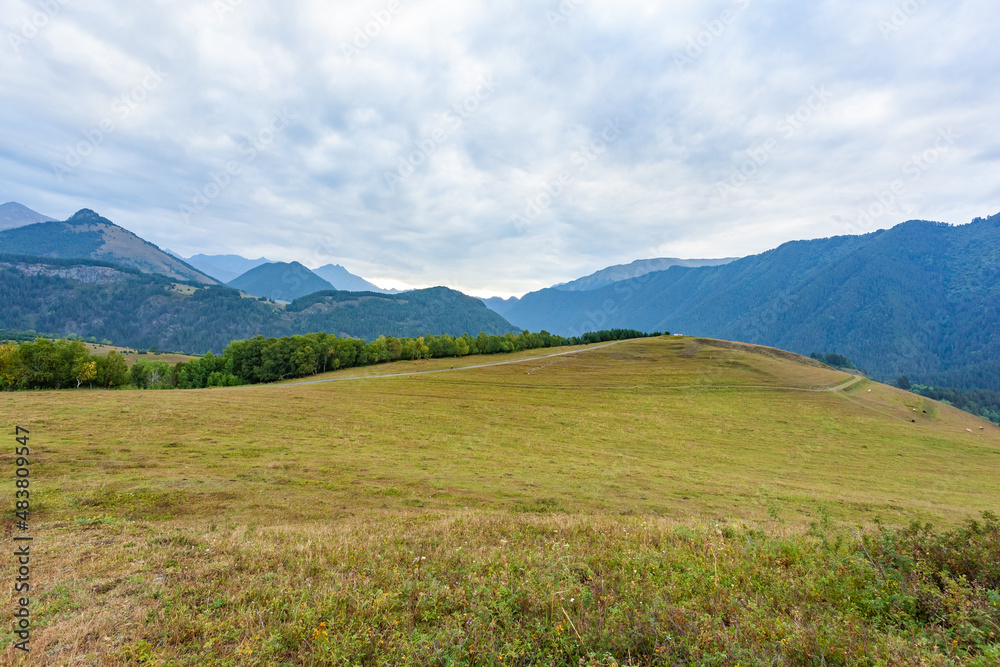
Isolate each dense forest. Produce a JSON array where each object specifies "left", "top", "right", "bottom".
[
  {"left": 0, "top": 329, "right": 658, "bottom": 391},
  {"left": 0, "top": 257, "right": 517, "bottom": 353}
]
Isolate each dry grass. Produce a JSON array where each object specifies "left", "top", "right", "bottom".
[{"left": 1, "top": 337, "right": 998, "bottom": 664}]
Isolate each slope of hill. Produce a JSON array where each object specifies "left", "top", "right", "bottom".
[
  {"left": 3, "top": 336, "right": 998, "bottom": 664},
  {"left": 0, "top": 201, "right": 56, "bottom": 230},
  {"left": 228, "top": 261, "right": 335, "bottom": 301},
  {"left": 0, "top": 209, "right": 217, "bottom": 284},
  {"left": 503, "top": 213, "right": 1000, "bottom": 391},
  {"left": 183, "top": 254, "right": 273, "bottom": 283},
  {"left": 553, "top": 256, "right": 739, "bottom": 291},
  {"left": 311, "top": 263, "right": 388, "bottom": 292},
  {"left": 0, "top": 256, "right": 517, "bottom": 353}
]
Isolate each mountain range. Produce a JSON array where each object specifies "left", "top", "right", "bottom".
[
  {"left": 182, "top": 254, "right": 273, "bottom": 283},
  {"left": 552, "top": 257, "right": 739, "bottom": 291},
  {"left": 228, "top": 261, "right": 337, "bottom": 302},
  {"left": 479, "top": 256, "right": 738, "bottom": 318},
  {"left": 0, "top": 209, "right": 216, "bottom": 284},
  {"left": 498, "top": 212, "right": 1000, "bottom": 391},
  {"left": 2, "top": 200, "right": 999, "bottom": 396},
  {"left": 0, "top": 202, "right": 56, "bottom": 230},
  {"left": 180, "top": 255, "right": 389, "bottom": 295},
  {"left": 0, "top": 255, "right": 515, "bottom": 353}
]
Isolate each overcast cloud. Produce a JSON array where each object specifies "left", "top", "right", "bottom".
[{"left": 2, "top": 0, "right": 998, "bottom": 295}]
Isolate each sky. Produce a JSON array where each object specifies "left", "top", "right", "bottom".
[{"left": 2, "top": 0, "right": 999, "bottom": 297}]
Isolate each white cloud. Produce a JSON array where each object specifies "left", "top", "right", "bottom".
[{"left": 1, "top": 0, "right": 998, "bottom": 296}]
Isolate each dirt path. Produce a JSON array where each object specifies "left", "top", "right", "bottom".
[
  {"left": 276, "top": 340, "right": 628, "bottom": 387},
  {"left": 828, "top": 375, "right": 864, "bottom": 393},
  {"left": 275, "top": 342, "right": 866, "bottom": 393}
]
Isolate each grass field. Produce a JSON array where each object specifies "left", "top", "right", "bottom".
[{"left": 2, "top": 336, "right": 998, "bottom": 665}]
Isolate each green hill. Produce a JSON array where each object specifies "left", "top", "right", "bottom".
[
  {"left": 504, "top": 212, "right": 1000, "bottom": 391},
  {"left": 0, "top": 209, "right": 216, "bottom": 284},
  {"left": 0, "top": 256, "right": 517, "bottom": 353},
  {"left": 228, "top": 261, "right": 335, "bottom": 301},
  {"left": 2, "top": 336, "right": 998, "bottom": 664}
]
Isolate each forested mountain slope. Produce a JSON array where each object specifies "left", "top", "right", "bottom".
[
  {"left": 503, "top": 213, "right": 1000, "bottom": 389},
  {"left": 0, "top": 209, "right": 216, "bottom": 284},
  {"left": 0, "top": 257, "right": 517, "bottom": 353}
]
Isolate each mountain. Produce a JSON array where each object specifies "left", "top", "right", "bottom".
[
  {"left": 184, "top": 254, "right": 274, "bottom": 283},
  {"left": 478, "top": 258, "right": 738, "bottom": 317},
  {"left": 553, "top": 257, "right": 739, "bottom": 292},
  {"left": 479, "top": 296, "right": 520, "bottom": 318},
  {"left": 0, "top": 256, "right": 518, "bottom": 353},
  {"left": 285, "top": 287, "right": 520, "bottom": 340},
  {"left": 502, "top": 213, "right": 1000, "bottom": 391},
  {"left": 0, "top": 209, "right": 216, "bottom": 284},
  {"left": 228, "top": 261, "right": 335, "bottom": 302},
  {"left": 0, "top": 202, "right": 56, "bottom": 231},
  {"left": 311, "top": 264, "right": 389, "bottom": 292}
]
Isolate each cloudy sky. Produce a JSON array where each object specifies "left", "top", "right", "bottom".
[{"left": 2, "top": 0, "right": 998, "bottom": 296}]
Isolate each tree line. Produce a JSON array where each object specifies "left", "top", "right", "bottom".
[
  {"left": 1, "top": 329, "right": 660, "bottom": 391},
  {"left": 908, "top": 383, "right": 1000, "bottom": 425}
]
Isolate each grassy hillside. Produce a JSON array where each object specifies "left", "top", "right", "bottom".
[{"left": 2, "top": 337, "right": 998, "bottom": 664}]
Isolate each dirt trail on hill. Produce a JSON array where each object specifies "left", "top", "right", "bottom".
[
  {"left": 274, "top": 341, "right": 863, "bottom": 393},
  {"left": 277, "top": 340, "right": 628, "bottom": 387}
]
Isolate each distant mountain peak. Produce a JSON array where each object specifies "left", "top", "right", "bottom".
[
  {"left": 553, "top": 257, "right": 739, "bottom": 292},
  {"left": 0, "top": 209, "right": 216, "bottom": 285},
  {"left": 228, "top": 261, "right": 336, "bottom": 302},
  {"left": 0, "top": 202, "right": 57, "bottom": 231},
  {"left": 312, "top": 263, "right": 390, "bottom": 292}
]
